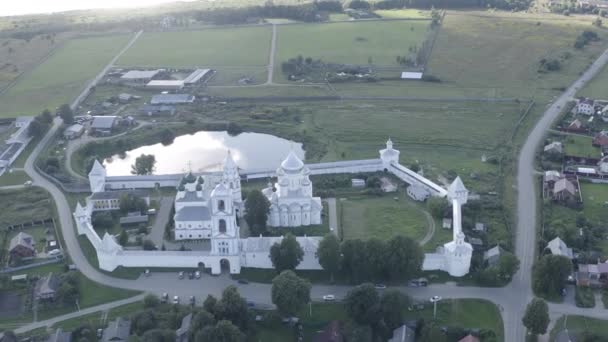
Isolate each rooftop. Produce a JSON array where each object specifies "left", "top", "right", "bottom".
[
  {"left": 9, "top": 231, "right": 34, "bottom": 252},
  {"left": 175, "top": 206, "right": 211, "bottom": 222},
  {"left": 91, "top": 116, "right": 118, "bottom": 130},
  {"left": 121, "top": 69, "right": 161, "bottom": 80},
  {"left": 150, "top": 94, "right": 195, "bottom": 104}
]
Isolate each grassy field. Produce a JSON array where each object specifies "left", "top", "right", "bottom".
[
  {"left": 341, "top": 193, "right": 429, "bottom": 241},
  {"left": 561, "top": 134, "right": 600, "bottom": 157},
  {"left": 0, "top": 170, "right": 30, "bottom": 186},
  {"left": 426, "top": 11, "right": 606, "bottom": 99},
  {"left": 550, "top": 315, "right": 608, "bottom": 340},
  {"left": 0, "top": 34, "right": 131, "bottom": 118},
  {"left": 375, "top": 9, "right": 431, "bottom": 19},
  {"left": 579, "top": 62, "right": 608, "bottom": 99},
  {"left": 275, "top": 20, "right": 431, "bottom": 73},
  {"left": 117, "top": 26, "right": 271, "bottom": 67},
  {"left": 0, "top": 187, "right": 55, "bottom": 227},
  {"left": 580, "top": 182, "right": 608, "bottom": 225}
]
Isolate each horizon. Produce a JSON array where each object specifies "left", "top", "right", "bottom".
[{"left": 1, "top": 0, "right": 199, "bottom": 17}]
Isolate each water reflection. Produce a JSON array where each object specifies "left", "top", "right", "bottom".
[{"left": 103, "top": 131, "right": 304, "bottom": 176}]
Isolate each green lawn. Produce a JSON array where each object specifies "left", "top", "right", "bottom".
[
  {"left": 0, "top": 187, "right": 55, "bottom": 227},
  {"left": 0, "top": 170, "right": 30, "bottom": 186},
  {"left": 117, "top": 26, "right": 271, "bottom": 67},
  {"left": 562, "top": 135, "right": 600, "bottom": 157},
  {"left": 52, "top": 302, "right": 144, "bottom": 332},
  {"left": 341, "top": 193, "right": 429, "bottom": 242},
  {"left": 550, "top": 315, "right": 608, "bottom": 341},
  {"left": 275, "top": 20, "right": 431, "bottom": 75},
  {"left": 579, "top": 61, "right": 608, "bottom": 99},
  {"left": 580, "top": 182, "right": 608, "bottom": 226},
  {"left": 0, "top": 34, "right": 131, "bottom": 118}
]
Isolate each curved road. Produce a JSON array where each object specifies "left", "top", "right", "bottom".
[{"left": 16, "top": 32, "right": 608, "bottom": 340}]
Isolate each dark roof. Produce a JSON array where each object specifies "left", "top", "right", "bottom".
[
  {"left": 9, "top": 232, "right": 34, "bottom": 252},
  {"left": 176, "top": 191, "right": 201, "bottom": 202},
  {"left": 46, "top": 328, "right": 72, "bottom": 342},
  {"left": 35, "top": 273, "right": 60, "bottom": 297},
  {"left": 91, "top": 116, "right": 118, "bottom": 130},
  {"left": 90, "top": 190, "right": 149, "bottom": 200},
  {"left": 174, "top": 206, "right": 210, "bottom": 221},
  {"left": 102, "top": 317, "right": 131, "bottom": 342},
  {"left": 119, "top": 215, "right": 149, "bottom": 225}
]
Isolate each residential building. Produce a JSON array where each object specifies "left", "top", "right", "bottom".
[
  {"left": 544, "top": 141, "right": 563, "bottom": 154},
  {"left": 34, "top": 273, "right": 60, "bottom": 300},
  {"left": 576, "top": 98, "right": 595, "bottom": 115},
  {"left": 544, "top": 170, "right": 562, "bottom": 183},
  {"left": 483, "top": 245, "right": 503, "bottom": 267},
  {"left": 63, "top": 124, "right": 84, "bottom": 140},
  {"left": 407, "top": 184, "right": 431, "bottom": 201},
  {"left": 576, "top": 263, "right": 608, "bottom": 287},
  {"left": 90, "top": 116, "right": 118, "bottom": 135},
  {"left": 120, "top": 70, "right": 161, "bottom": 83},
  {"left": 175, "top": 313, "right": 192, "bottom": 342},
  {"left": 388, "top": 324, "right": 415, "bottom": 342},
  {"left": 593, "top": 131, "right": 608, "bottom": 147},
  {"left": 598, "top": 156, "right": 608, "bottom": 174},
  {"left": 553, "top": 178, "right": 578, "bottom": 201},
  {"left": 9, "top": 232, "right": 35, "bottom": 258},
  {"left": 545, "top": 237, "right": 574, "bottom": 260},
  {"left": 101, "top": 318, "right": 131, "bottom": 342},
  {"left": 568, "top": 119, "right": 583, "bottom": 130}
]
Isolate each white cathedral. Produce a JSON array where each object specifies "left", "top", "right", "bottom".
[{"left": 262, "top": 151, "right": 322, "bottom": 227}]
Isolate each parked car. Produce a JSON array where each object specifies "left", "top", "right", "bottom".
[
  {"left": 173, "top": 295, "right": 180, "bottom": 304},
  {"left": 429, "top": 296, "right": 442, "bottom": 303},
  {"left": 238, "top": 279, "right": 249, "bottom": 284},
  {"left": 195, "top": 271, "right": 201, "bottom": 279},
  {"left": 188, "top": 272, "right": 194, "bottom": 280},
  {"left": 144, "top": 269, "right": 150, "bottom": 277},
  {"left": 374, "top": 284, "right": 386, "bottom": 289},
  {"left": 178, "top": 271, "right": 184, "bottom": 279},
  {"left": 408, "top": 303, "right": 425, "bottom": 311},
  {"left": 323, "top": 295, "right": 335, "bottom": 302},
  {"left": 408, "top": 277, "right": 428, "bottom": 287},
  {"left": 23, "top": 181, "right": 33, "bottom": 187},
  {"left": 161, "top": 293, "right": 168, "bottom": 303}
]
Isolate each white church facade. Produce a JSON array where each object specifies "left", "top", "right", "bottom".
[
  {"left": 262, "top": 151, "right": 322, "bottom": 227},
  {"left": 75, "top": 139, "right": 473, "bottom": 277}
]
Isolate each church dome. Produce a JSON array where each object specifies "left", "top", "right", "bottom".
[{"left": 280, "top": 151, "right": 304, "bottom": 172}]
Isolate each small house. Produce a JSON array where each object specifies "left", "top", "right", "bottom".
[
  {"left": 101, "top": 317, "right": 131, "bottom": 342},
  {"left": 553, "top": 178, "right": 578, "bottom": 201},
  {"left": 90, "top": 116, "right": 118, "bottom": 135},
  {"left": 544, "top": 170, "right": 562, "bottom": 184},
  {"left": 545, "top": 237, "right": 574, "bottom": 260},
  {"left": 543, "top": 141, "right": 563, "bottom": 155},
  {"left": 576, "top": 263, "right": 608, "bottom": 287},
  {"left": 568, "top": 119, "right": 583, "bottom": 130},
  {"left": 63, "top": 124, "right": 84, "bottom": 140},
  {"left": 593, "top": 131, "right": 608, "bottom": 147},
  {"left": 597, "top": 156, "right": 608, "bottom": 174},
  {"left": 406, "top": 184, "right": 431, "bottom": 202},
  {"left": 9, "top": 232, "right": 35, "bottom": 258},
  {"left": 483, "top": 245, "right": 503, "bottom": 267},
  {"left": 576, "top": 98, "right": 595, "bottom": 115},
  {"left": 34, "top": 273, "right": 60, "bottom": 300},
  {"left": 474, "top": 222, "right": 486, "bottom": 232}
]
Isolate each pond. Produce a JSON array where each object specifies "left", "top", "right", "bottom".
[{"left": 103, "top": 131, "right": 304, "bottom": 176}]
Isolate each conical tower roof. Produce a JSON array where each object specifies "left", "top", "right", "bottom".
[
  {"left": 448, "top": 176, "right": 467, "bottom": 196},
  {"left": 88, "top": 160, "right": 106, "bottom": 176},
  {"left": 223, "top": 150, "right": 237, "bottom": 170}
]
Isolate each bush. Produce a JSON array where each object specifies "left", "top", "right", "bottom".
[{"left": 575, "top": 287, "right": 595, "bottom": 308}]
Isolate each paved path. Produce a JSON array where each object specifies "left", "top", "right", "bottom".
[
  {"left": 146, "top": 196, "right": 173, "bottom": 247},
  {"left": 417, "top": 206, "right": 436, "bottom": 246},
  {"left": 0, "top": 184, "right": 26, "bottom": 190},
  {"left": 326, "top": 198, "right": 339, "bottom": 237},
  {"left": 265, "top": 24, "right": 277, "bottom": 85},
  {"left": 13, "top": 294, "right": 146, "bottom": 334}
]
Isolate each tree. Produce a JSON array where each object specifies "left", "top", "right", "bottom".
[
  {"left": 56, "top": 282, "right": 78, "bottom": 305},
  {"left": 269, "top": 233, "right": 304, "bottom": 272},
  {"left": 345, "top": 323, "right": 373, "bottom": 342},
  {"left": 118, "top": 230, "right": 128, "bottom": 246},
  {"left": 593, "top": 17, "right": 603, "bottom": 27},
  {"left": 58, "top": 104, "right": 74, "bottom": 124},
  {"left": 341, "top": 239, "right": 369, "bottom": 283},
  {"left": 216, "top": 286, "right": 249, "bottom": 332},
  {"left": 365, "top": 238, "right": 387, "bottom": 280},
  {"left": 191, "top": 310, "right": 215, "bottom": 336},
  {"left": 419, "top": 321, "right": 447, "bottom": 342},
  {"left": 532, "top": 255, "right": 571, "bottom": 299},
  {"left": 244, "top": 190, "right": 270, "bottom": 235},
  {"left": 143, "top": 294, "right": 160, "bottom": 308},
  {"left": 204, "top": 294, "right": 218, "bottom": 315},
  {"left": 497, "top": 252, "right": 520, "bottom": 280},
  {"left": 40, "top": 109, "right": 53, "bottom": 124},
  {"left": 431, "top": 6, "right": 442, "bottom": 26},
  {"left": 28, "top": 116, "right": 50, "bottom": 138},
  {"left": 132, "top": 310, "right": 157, "bottom": 335},
  {"left": 92, "top": 211, "right": 114, "bottom": 229},
  {"left": 427, "top": 197, "right": 448, "bottom": 219},
  {"left": 143, "top": 239, "right": 156, "bottom": 250},
  {"left": 195, "top": 320, "right": 244, "bottom": 342},
  {"left": 522, "top": 298, "right": 549, "bottom": 335},
  {"left": 160, "top": 128, "right": 176, "bottom": 146},
  {"left": 271, "top": 270, "right": 311, "bottom": 317},
  {"left": 385, "top": 235, "right": 423, "bottom": 281},
  {"left": 380, "top": 289, "right": 411, "bottom": 331},
  {"left": 119, "top": 193, "right": 148, "bottom": 214},
  {"left": 316, "top": 234, "right": 341, "bottom": 281},
  {"left": 141, "top": 329, "right": 176, "bottom": 342},
  {"left": 131, "top": 154, "right": 156, "bottom": 175},
  {"left": 345, "top": 283, "right": 380, "bottom": 325}
]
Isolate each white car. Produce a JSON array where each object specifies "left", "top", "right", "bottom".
[
  {"left": 323, "top": 295, "right": 335, "bottom": 301},
  {"left": 195, "top": 271, "right": 201, "bottom": 279},
  {"left": 172, "top": 295, "right": 180, "bottom": 304},
  {"left": 429, "top": 296, "right": 442, "bottom": 303}
]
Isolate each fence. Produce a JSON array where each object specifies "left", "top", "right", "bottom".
[{"left": 0, "top": 257, "right": 63, "bottom": 274}]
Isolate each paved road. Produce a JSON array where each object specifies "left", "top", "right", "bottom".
[
  {"left": 326, "top": 198, "right": 338, "bottom": 237},
  {"left": 507, "top": 45, "right": 608, "bottom": 340},
  {"left": 13, "top": 294, "right": 146, "bottom": 334},
  {"left": 265, "top": 24, "right": 277, "bottom": 85},
  {"left": 146, "top": 196, "right": 173, "bottom": 247}
]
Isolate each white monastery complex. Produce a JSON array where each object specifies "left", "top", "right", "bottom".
[{"left": 74, "top": 139, "right": 472, "bottom": 277}]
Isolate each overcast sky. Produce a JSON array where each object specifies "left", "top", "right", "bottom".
[{"left": 2, "top": 0, "right": 198, "bottom": 17}]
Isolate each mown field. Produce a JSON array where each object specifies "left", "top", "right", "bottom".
[
  {"left": 276, "top": 20, "right": 431, "bottom": 66},
  {"left": 117, "top": 26, "right": 271, "bottom": 67},
  {"left": 0, "top": 34, "right": 131, "bottom": 118},
  {"left": 550, "top": 315, "right": 608, "bottom": 341},
  {"left": 341, "top": 193, "right": 429, "bottom": 242},
  {"left": 579, "top": 62, "right": 608, "bottom": 99},
  {"left": 0, "top": 187, "right": 55, "bottom": 227}
]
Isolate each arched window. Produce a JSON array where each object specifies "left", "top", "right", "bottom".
[
  {"left": 218, "top": 200, "right": 225, "bottom": 211},
  {"left": 219, "top": 219, "right": 227, "bottom": 233}
]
